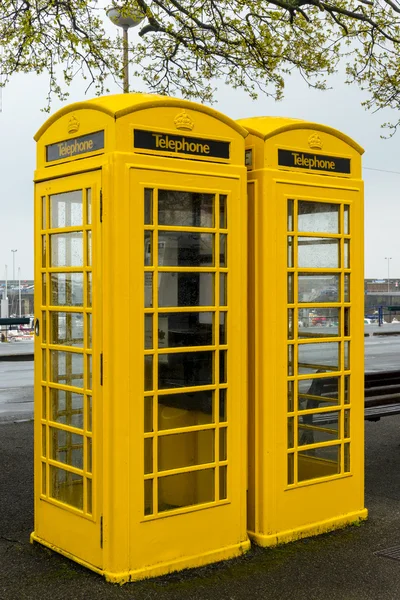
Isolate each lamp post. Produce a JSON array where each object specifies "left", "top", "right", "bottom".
[
  {"left": 385, "top": 256, "right": 392, "bottom": 293},
  {"left": 11, "top": 249, "right": 17, "bottom": 282},
  {"left": 106, "top": 7, "right": 145, "bottom": 93}
]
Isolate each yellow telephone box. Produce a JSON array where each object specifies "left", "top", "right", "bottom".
[
  {"left": 31, "top": 93, "right": 250, "bottom": 582},
  {"left": 238, "top": 116, "right": 368, "bottom": 545}
]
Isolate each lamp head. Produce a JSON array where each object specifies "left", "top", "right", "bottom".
[{"left": 106, "top": 7, "right": 145, "bottom": 29}]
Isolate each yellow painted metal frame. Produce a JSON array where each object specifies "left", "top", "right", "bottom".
[
  {"left": 238, "top": 116, "right": 368, "bottom": 546},
  {"left": 32, "top": 94, "right": 249, "bottom": 583}
]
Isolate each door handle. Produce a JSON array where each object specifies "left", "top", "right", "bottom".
[{"left": 34, "top": 318, "right": 40, "bottom": 337}]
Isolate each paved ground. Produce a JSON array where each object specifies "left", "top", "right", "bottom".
[{"left": 1, "top": 415, "right": 400, "bottom": 599}]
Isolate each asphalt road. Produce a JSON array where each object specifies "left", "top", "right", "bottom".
[{"left": 0, "top": 331, "right": 400, "bottom": 422}]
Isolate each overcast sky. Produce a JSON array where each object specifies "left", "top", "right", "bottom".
[{"left": 0, "top": 28, "right": 399, "bottom": 281}]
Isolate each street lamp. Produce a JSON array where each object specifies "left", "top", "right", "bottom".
[
  {"left": 385, "top": 256, "right": 392, "bottom": 293},
  {"left": 11, "top": 249, "right": 17, "bottom": 282},
  {"left": 106, "top": 6, "right": 146, "bottom": 93}
]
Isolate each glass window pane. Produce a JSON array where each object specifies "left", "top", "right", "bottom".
[
  {"left": 158, "top": 429, "right": 214, "bottom": 471},
  {"left": 298, "top": 445, "right": 340, "bottom": 482},
  {"left": 50, "top": 465, "right": 83, "bottom": 510},
  {"left": 298, "top": 342, "right": 339, "bottom": 375},
  {"left": 298, "top": 201, "right": 339, "bottom": 234},
  {"left": 87, "top": 395, "right": 92, "bottom": 432},
  {"left": 288, "top": 308, "right": 294, "bottom": 339},
  {"left": 50, "top": 427, "right": 83, "bottom": 469},
  {"left": 144, "top": 479, "right": 153, "bottom": 515},
  {"left": 50, "top": 232, "right": 83, "bottom": 267},
  {"left": 220, "top": 234, "right": 227, "bottom": 267},
  {"left": 158, "top": 232, "right": 214, "bottom": 267},
  {"left": 50, "top": 190, "right": 82, "bottom": 228},
  {"left": 145, "top": 314, "right": 153, "bottom": 349},
  {"left": 42, "top": 273, "right": 47, "bottom": 305},
  {"left": 144, "top": 397, "right": 153, "bottom": 432},
  {"left": 50, "top": 389, "right": 84, "bottom": 429},
  {"left": 287, "top": 199, "right": 294, "bottom": 231},
  {"left": 288, "top": 417, "right": 294, "bottom": 448},
  {"left": 344, "top": 409, "right": 350, "bottom": 438},
  {"left": 344, "top": 274, "right": 350, "bottom": 302},
  {"left": 87, "top": 437, "right": 92, "bottom": 473},
  {"left": 87, "top": 272, "right": 92, "bottom": 308},
  {"left": 298, "top": 308, "right": 339, "bottom": 337},
  {"left": 220, "top": 273, "right": 227, "bottom": 306},
  {"left": 298, "top": 411, "right": 340, "bottom": 446},
  {"left": 145, "top": 272, "right": 153, "bottom": 308},
  {"left": 220, "top": 350, "right": 227, "bottom": 383},
  {"left": 158, "top": 469, "right": 215, "bottom": 512},
  {"left": 344, "top": 240, "right": 350, "bottom": 268},
  {"left": 145, "top": 355, "right": 153, "bottom": 391},
  {"left": 298, "top": 237, "right": 339, "bottom": 269},
  {"left": 87, "top": 478, "right": 92, "bottom": 514},
  {"left": 51, "top": 273, "right": 83, "bottom": 307},
  {"left": 288, "top": 273, "right": 294, "bottom": 304},
  {"left": 288, "top": 236, "right": 294, "bottom": 268},
  {"left": 298, "top": 377, "right": 340, "bottom": 410},
  {"left": 158, "top": 273, "right": 214, "bottom": 307},
  {"left": 343, "top": 205, "right": 350, "bottom": 234},
  {"left": 158, "top": 351, "right": 213, "bottom": 389},
  {"left": 219, "top": 427, "right": 227, "bottom": 460},
  {"left": 219, "top": 195, "right": 227, "bottom": 229},
  {"left": 220, "top": 312, "right": 227, "bottom": 344},
  {"left": 344, "top": 375, "right": 350, "bottom": 404},
  {"left": 288, "top": 381, "right": 294, "bottom": 412},
  {"left": 42, "top": 196, "right": 47, "bottom": 230},
  {"left": 87, "top": 313, "right": 92, "bottom": 348},
  {"left": 158, "top": 191, "right": 214, "bottom": 227},
  {"left": 87, "top": 231, "right": 92, "bottom": 267},
  {"left": 42, "top": 311, "right": 47, "bottom": 343},
  {"left": 288, "top": 344, "right": 294, "bottom": 376},
  {"left": 158, "top": 312, "right": 213, "bottom": 348},
  {"left": 158, "top": 391, "right": 213, "bottom": 429},
  {"left": 344, "top": 443, "right": 350, "bottom": 472},
  {"left": 50, "top": 350, "right": 84, "bottom": 388},
  {"left": 344, "top": 341, "right": 350, "bottom": 370},
  {"left": 298, "top": 274, "right": 340, "bottom": 303},
  {"left": 86, "top": 189, "right": 92, "bottom": 225},
  {"left": 145, "top": 231, "right": 152, "bottom": 266},
  {"left": 42, "top": 236, "right": 46, "bottom": 268},
  {"left": 50, "top": 312, "right": 84, "bottom": 347},
  {"left": 219, "top": 465, "right": 227, "bottom": 500},
  {"left": 144, "top": 189, "right": 153, "bottom": 225},
  {"left": 288, "top": 453, "right": 294, "bottom": 485},
  {"left": 219, "top": 389, "right": 227, "bottom": 422},
  {"left": 144, "top": 438, "right": 153, "bottom": 474}
]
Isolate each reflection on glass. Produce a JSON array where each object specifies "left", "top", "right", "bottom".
[
  {"left": 288, "top": 308, "right": 294, "bottom": 339},
  {"left": 220, "top": 389, "right": 227, "bottom": 422},
  {"left": 158, "top": 390, "right": 214, "bottom": 429},
  {"left": 158, "top": 312, "right": 213, "bottom": 348},
  {"left": 344, "top": 205, "right": 350, "bottom": 234},
  {"left": 51, "top": 273, "right": 84, "bottom": 306},
  {"left": 298, "top": 342, "right": 339, "bottom": 374},
  {"left": 288, "top": 274, "right": 294, "bottom": 304},
  {"left": 220, "top": 195, "right": 227, "bottom": 228},
  {"left": 50, "top": 465, "right": 83, "bottom": 510},
  {"left": 50, "top": 427, "right": 83, "bottom": 468},
  {"left": 144, "top": 479, "right": 153, "bottom": 515},
  {"left": 288, "top": 453, "right": 294, "bottom": 485},
  {"left": 86, "top": 189, "right": 92, "bottom": 225},
  {"left": 344, "top": 409, "right": 350, "bottom": 438},
  {"left": 50, "top": 312, "right": 84, "bottom": 347},
  {"left": 51, "top": 190, "right": 82, "bottom": 228},
  {"left": 87, "top": 313, "right": 92, "bottom": 348},
  {"left": 158, "top": 351, "right": 213, "bottom": 389},
  {"left": 42, "top": 274, "right": 47, "bottom": 305},
  {"left": 87, "top": 231, "right": 92, "bottom": 266},
  {"left": 87, "top": 272, "right": 92, "bottom": 307},
  {"left": 145, "top": 355, "right": 153, "bottom": 391},
  {"left": 298, "top": 308, "right": 339, "bottom": 337},
  {"left": 50, "top": 232, "right": 83, "bottom": 267},
  {"left": 87, "top": 354, "right": 92, "bottom": 390},
  {"left": 298, "top": 411, "right": 339, "bottom": 447},
  {"left": 344, "top": 341, "right": 350, "bottom": 370},
  {"left": 288, "top": 381, "right": 294, "bottom": 412},
  {"left": 220, "top": 312, "right": 227, "bottom": 344},
  {"left": 50, "top": 388, "right": 83, "bottom": 429},
  {"left": 288, "top": 344, "right": 294, "bottom": 376},
  {"left": 144, "top": 231, "right": 152, "bottom": 266},
  {"left": 158, "top": 232, "right": 214, "bottom": 267},
  {"left": 158, "top": 469, "right": 214, "bottom": 512},
  {"left": 144, "top": 397, "right": 153, "bottom": 432},
  {"left": 298, "top": 273, "right": 340, "bottom": 303},
  {"left": 298, "top": 445, "right": 340, "bottom": 482},
  {"left": 220, "top": 273, "right": 227, "bottom": 306},
  {"left": 219, "top": 466, "right": 227, "bottom": 500},
  {"left": 344, "top": 443, "right": 350, "bottom": 472},
  {"left": 144, "top": 438, "right": 153, "bottom": 474},
  {"left": 298, "top": 377, "right": 339, "bottom": 410},
  {"left": 288, "top": 417, "right": 294, "bottom": 448},
  {"left": 50, "top": 350, "right": 84, "bottom": 388},
  {"left": 42, "top": 236, "right": 46, "bottom": 268},
  {"left": 145, "top": 314, "right": 153, "bottom": 349},
  {"left": 287, "top": 199, "right": 294, "bottom": 231},
  {"left": 158, "top": 190, "right": 214, "bottom": 228},
  {"left": 288, "top": 236, "right": 294, "bottom": 268},
  {"left": 220, "top": 234, "right": 227, "bottom": 267},
  {"left": 344, "top": 274, "right": 350, "bottom": 302},
  {"left": 298, "top": 201, "right": 339, "bottom": 234},
  {"left": 344, "top": 375, "right": 350, "bottom": 404},
  {"left": 344, "top": 239, "right": 350, "bottom": 268},
  {"left": 158, "top": 429, "right": 214, "bottom": 471},
  {"left": 219, "top": 428, "right": 227, "bottom": 460},
  {"left": 158, "top": 273, "right": 214, "bottom": 307},
  {"left": 298, "top": 237, "right": 339, "bottom": 269},
  {"left": 344, "top": 308, "right": 350, "bottom": 336},
  {"left": 144, "top": 189, "right": 153, "bottom": 225},
  {"left": 144, "top": 272, "right": 153, "bottom": 308},
  {"left": 42, "top": 196, "right": 47, "bottom": 230}
]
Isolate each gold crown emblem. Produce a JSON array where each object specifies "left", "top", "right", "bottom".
[
  {"left": 174, "top": 110, "right": 194, "bottom": 131},
  {"left": 308, "top": 133, "right": 323, "bottom": 150},
  {"left": 68, "top": 115, "right": 80, "bottom": 135}
]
